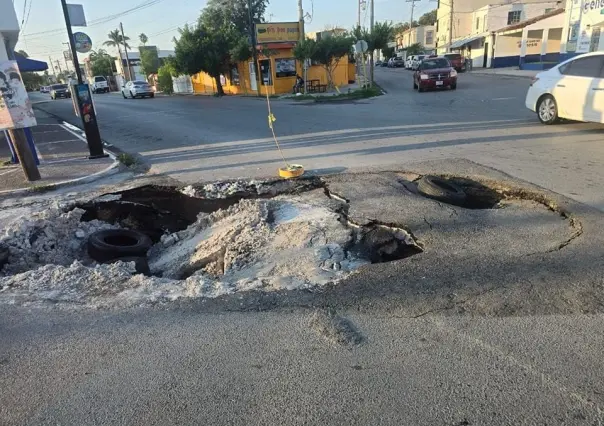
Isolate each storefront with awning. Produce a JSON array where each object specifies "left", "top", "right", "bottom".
[{"left": 450, "top": 32, "right": 492, "bottom": 68}]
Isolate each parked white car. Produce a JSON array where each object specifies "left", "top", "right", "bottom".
[
  {"left": 406, "top": 55, "right": 416, "bottom": 69},
  {"left": 121, "top": 80, "right": 155, "bottom": 99},
  {"left": 525, "top": 52, "right": 604, "bottom": 124},
  {"left": 411, "top": 55, "right": 427, "bottom": 70},
  {"left": 92, "top": 76, "right": 109, "bottom": 93}
]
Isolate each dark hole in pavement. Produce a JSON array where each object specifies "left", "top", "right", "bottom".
[
  {"left": 447, "top": 177, "right": 504, "bottom": 209},
  {"left": 352, "top": 225, "right": 422, "bottom": 263}
]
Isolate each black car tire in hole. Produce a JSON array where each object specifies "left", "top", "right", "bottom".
[
  {"left": 88, "top": 229, "right": 152, "bottom": 262},
  {"left": 0, "top": 243, "right": 9, "bottom": 270},
  {"left": 103, "top": 256, "right": 151, "bottom": 276},
  {"left": 417, "top": 175, "right": 466, "bottom": 205}
]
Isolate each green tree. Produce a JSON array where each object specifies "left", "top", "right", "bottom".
[
  {"left": 406, "top": 42, "right": 424, "bottom": 55},
  {"left": 103, "top": 29, "right": 131, "bottom": 55},
  {"left": 310, "top": 35, "right": 352, "bottom": 90},
  {"left": 418, "top": 10, "right": 437, "bottom": 26},
  {"left": 382, "top": 47, "right": 395, "bottom": 59},
  {"left": 139, "top": 33, "right": 148, "bottom": 46},
  {"left": 173, "top": 23, "right": 238, "bottom": 96},
  {"left": 205, "top": 0, "right": 268, "bottom": 35},
  {"left": 157, "top": 63, "right": 174, "bottom": 94},
  {"left": 21, "top": 72, "right": 43, "bottom": 90},
  {"left": 140, "top": 48, "right": 160, "bottom": 77},
  {"left": 88, "top": 49, "right": 115, "bottom": 76}
]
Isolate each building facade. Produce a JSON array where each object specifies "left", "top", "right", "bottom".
[
  {"left": 560, "top": 0, "right": 604, "bottom": 61},
  {"left": 436, "top": 0, "right": 562, "bottom": 53},
  {"left": 396, "top": 25, "right": 437, "bottom": 51}
]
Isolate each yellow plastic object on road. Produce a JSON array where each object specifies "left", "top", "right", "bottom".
[{"left": 279, "top": 164, "right": 305, "bottom": 179}]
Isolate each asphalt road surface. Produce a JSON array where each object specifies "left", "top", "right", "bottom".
[{"left": 31, "top": 69, "right": 604, "bottom": 211}]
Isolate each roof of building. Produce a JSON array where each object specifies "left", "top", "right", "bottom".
[{"left": 495, "top": 7, "right": 564, "bottom": 34}]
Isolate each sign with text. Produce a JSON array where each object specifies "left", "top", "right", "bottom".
[
  {"left": 256, "top": 22, "right": 301, "bottom": 43},
  {"left": 0, "top": 61, "right": 37, "bottom": 131}
]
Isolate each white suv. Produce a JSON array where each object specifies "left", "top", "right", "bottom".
[
  {"left": 525, "top": 52, "right": 604, "bottom": 124},
  {"left": 92, "top": 76, "right": 109, "bottom": 93}
]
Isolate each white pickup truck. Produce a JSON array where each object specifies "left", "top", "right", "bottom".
[{"left": 91, "top": 76, "right": 109, "bottom": 93}]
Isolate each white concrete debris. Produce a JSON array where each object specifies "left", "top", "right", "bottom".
[
  {"left": 0, "top": 204, "right": 117, "bottom": 275},
  {"left": 0, "top": 195, "right": 370, "bottom": 308}
]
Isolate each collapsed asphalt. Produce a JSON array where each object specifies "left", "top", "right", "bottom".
[{"left": 2, "top": 159, "right": 604, "bottom": 425}]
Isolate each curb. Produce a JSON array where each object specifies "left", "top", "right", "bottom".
[
  {"left": 468, "top": 71, "right": 536, "bottom": 80},
  {"left": 0, "top": 161, "right": 122, "bottom": 197}
]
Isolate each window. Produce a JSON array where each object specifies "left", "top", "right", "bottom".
[
  {"left": 559, "top": 56, "right": 604, "bottom": 78},
  {"left": 476, "top": 17, "right": 480, "bottom": 30},
  {"left": 426, "top": 30, "right": 434, "bottom": 45},
  {"left": 94, "top": 76, "right": 106, "bottom": 82},
  {"left": 507, "top": 11, "right": 521, "bottom": 25},
  {"left": 421, "top": 58, "right": 450, "bottom": 69},
  {"left": 230, "top": 65, "right": 240, "bottom": 86},
  {"left": 275, "top": 58, "right": 297, "bottom": 78}
]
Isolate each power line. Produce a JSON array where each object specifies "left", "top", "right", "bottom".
[
  {"left": 22, "top": 0, "right": 33, "bottom": 33},
  {"left": 22, "top": 0, "right": 167, "bottom": 39}
]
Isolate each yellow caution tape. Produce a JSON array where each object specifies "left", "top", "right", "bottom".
[{"left": 268, "top": 113, "right": 276, "bottom": 129}]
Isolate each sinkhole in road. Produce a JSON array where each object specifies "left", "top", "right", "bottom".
[{"left": 76, "top": 180, "right": 423, "bottom": 283}]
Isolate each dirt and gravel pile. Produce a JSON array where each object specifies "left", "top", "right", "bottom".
[
  {"left": 0, "top": 203, "right": 118, "bottom": 275},
  {"left": 0, "top": 193, "right": 374, "bottom": 307}
]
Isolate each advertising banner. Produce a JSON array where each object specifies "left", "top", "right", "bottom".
[
  {"left": 0, "top": 61, "right": 37, "bottom": 131},
  {"left": 256, "top": 22, "right": 301, "bottom": 43}
]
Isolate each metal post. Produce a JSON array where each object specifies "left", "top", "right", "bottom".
[
  {"left": 49, "top": 56, "right": 56, "bottom": 78},
  {"left": 60, "top": 0, "right": 107, "bottom": 159},
  {"left": 358, "top": 0, "right": 361, "bottom": 29},
  {"left": 247, "top": 0, "right": 261, "bottom": 95},
  {"left": 56, "top": 60, "right": 63, "bottom": 75},
  {"left": 369, "top": 0, "right": 374, "bottom": 84},
  {"left": 120, "top": 22, "right": 132, "bottom": 81},
  {"left": 448, "top": 0, "right": 454, "bottom": 52}
]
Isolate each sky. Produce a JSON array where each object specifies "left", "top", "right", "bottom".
[{"left": 14, "top": 0, "right": 436, "bottom": 70}]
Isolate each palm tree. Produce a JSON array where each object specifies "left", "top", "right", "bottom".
[
  {"left": 139, "top": 33, "right": 148, "bottom": 46},
  {"left": 104, "top": 29, "right": 131, "bottom": 79}
]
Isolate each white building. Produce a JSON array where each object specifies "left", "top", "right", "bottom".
[
  {"left": 396, "top": 25, "right": 437, "bottom": 51},
  {"left": 0, "top": 0, "right": 19, "bottom": 62},
  {"left": 560, "top": 0, "right": 604, "bottom": 60},
  {"left": 436, "top": 0, "right": 562, "bottom": 54},
  {"left": 444, "top": 1, "right": 561, "bottom": 67}
]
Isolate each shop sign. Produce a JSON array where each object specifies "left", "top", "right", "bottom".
[
  {"left": 583, "top": 0, "right": 604, "bottom": 14},
  {"left": 73, "top": 32, "right": 92, "bottom": 53},
  {"left": 256, "top": 22, "right": 300, "bottom": 43}
]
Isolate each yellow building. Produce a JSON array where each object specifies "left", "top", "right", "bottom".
[{"left": 191, "top": 22, "right": 353, "bottom": 96}]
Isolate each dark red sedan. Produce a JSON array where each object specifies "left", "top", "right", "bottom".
[{"left": 413, "top": 57, "right": 458, "bottom": 92}]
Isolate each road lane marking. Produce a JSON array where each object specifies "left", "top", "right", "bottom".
[{"left": 492, "top": 97, "right": 517, "bottom": 101}]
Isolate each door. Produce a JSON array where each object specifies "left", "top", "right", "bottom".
[
  {"left": 248, "top": 61, "right": 258, "bottom": 91},
  {"left": 587, "top": 56, "right": 604, "bottom": 123},
  {"left": 483, "top": 42, "right": 488, "bottom": 68},
  {"left": 554, "top": 55, "right": 604, "bottom": 121}
]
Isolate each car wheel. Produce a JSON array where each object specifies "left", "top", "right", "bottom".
[
  {"left": 537, "top": 95, "right": 559, "bottom": 125},
  {"left": 417, "top": 175, "right": 466, "bottom": 206},
  {"left": 413, "top": 80, "right": 418, "bottom": 90},
  {"left": 130, "top": 90, "right": 135, "bottom": 99},
  {"left": 122, "top": 91, "right": 127, "bottom": 99},
  {"left": 418, "top": 86, "right": 424, "bottom": 93},
  {"left": 150, "top": 93, "right": 155, "bottom": 98},
  {"left": 87, "top": 229, "right": 152, "bottom": 263},
  {"left": 450, "top": 83, "right": 457, "bottom": 90}
]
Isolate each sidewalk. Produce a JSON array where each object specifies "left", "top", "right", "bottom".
[
  {"left": 469, "top": 67, "right": 540, "bottom": 79},
  {"left": 0, "top": 109, "right": 118, "bottom": 194}
]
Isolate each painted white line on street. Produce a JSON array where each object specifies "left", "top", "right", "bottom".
[
  {"left": 60, "top": 123, "right": 116, "bottom": 160},
  {"left": 0, "top": 168, "right": 19, "bottom": 177},
  {"left": 37, "top": 139, "right": 81, "bottom": 146},
  {"left": 492, "top": 97, "right": 517, "bottom": 101}
]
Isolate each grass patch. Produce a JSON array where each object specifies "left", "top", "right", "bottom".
[
  {"left": 117, "top": 153, "right": 137, "bottom": 167},
  {"left": 290, "top": 85, "right": 383, "bottom": 103},
  {"left": 28, "top": 184, "right": 54, "bottom": 193}
]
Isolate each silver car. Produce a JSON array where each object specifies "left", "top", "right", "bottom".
[{"left": 121, "top": 80, "right": 154, "bottom": 99}]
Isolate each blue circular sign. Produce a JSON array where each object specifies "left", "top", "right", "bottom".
[{"left": 73, "top": 32, "right": 92, "bottom": 53}]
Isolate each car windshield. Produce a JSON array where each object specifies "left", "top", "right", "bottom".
[
  {"left": 417, "top": 55, "right": 426, "bottom": 60},
  {"left": 421, "top": 58, "right": 450, "bottom": 69},
  {"left": 133, "top": 81, "right": 148, "bottom": 85},
  {"left": 94, "top": 77, "right": 106, "bottom": 82},
  {"left": 444, "top": 54, "right": 461, "bottom": 60},
  {"left": 51, "top": 84, "right": 67, "bottom": 90}
]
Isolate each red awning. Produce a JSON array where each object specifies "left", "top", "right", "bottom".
[{"left": 256, "top": 42, "right": 296, "bottom": 50}]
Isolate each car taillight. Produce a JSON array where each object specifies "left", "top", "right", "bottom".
[{"left": 530, "top": 77, "right": 539, "bottom": 86}]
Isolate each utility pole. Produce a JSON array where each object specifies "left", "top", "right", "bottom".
[
  {"left": 247, "top": 0, "right": 261, "bottom": 95},
  {"left": 62, "top": 42, "right": 71, "bottom": 73},
  {"left": 358, "top": 0, "right": 361, "bottom": 29},
  {"left": 448, "top": 0, "right": 454, "bottom": 52},
  {"left": 369, "top": 0, "right": 374, "bottom": 84},
  {"left": 60, "top": 0, "right": 107, "bottom": 159},
  {"left": 55, "top": 60, "right": 63, "bottom": 75},
  {"left": 405, "top": 0, "right": 419, "bottom": 48},
  {"left": 49, "top": 56, "right": 56, "bottom": 78},
  {"left": 120, "top": 22, "right": 132, "bottom": 81}
]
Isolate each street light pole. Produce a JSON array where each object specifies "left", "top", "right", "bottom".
[
  {"left": 60, "top": 0, "right": 107, "bottom": 159},
  {"left": 369, "top": 0, "right": 374, "bottom": 84}
]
